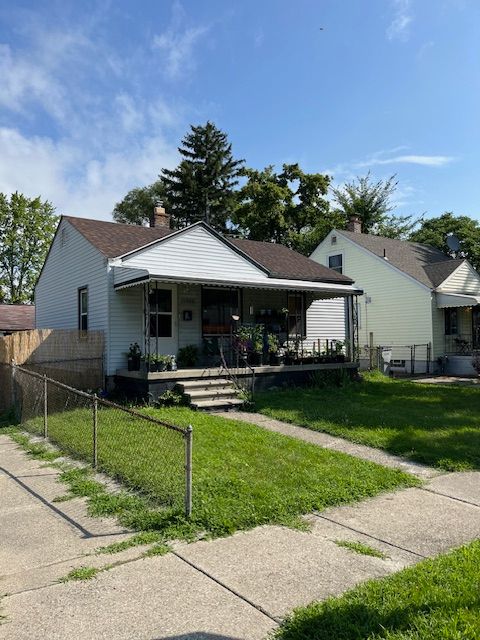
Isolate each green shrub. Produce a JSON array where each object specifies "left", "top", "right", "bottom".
[{"left": 177, "top": 344, "right": 199, "bottom": 368}]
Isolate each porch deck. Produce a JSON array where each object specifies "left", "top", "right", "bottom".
[
  {"left": 117, "top": 360, "right": 358, "bottom": 381},
  {"left": 115, "top": 361, "right": 358, "bottom": 400}
]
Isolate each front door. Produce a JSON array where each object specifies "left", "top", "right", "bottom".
[
  {"left": 148, "top": 283, "right": 177, "bottom": 356},
  {"left": 201, "top": 287, "right": 240, "bottom": 336},
  {"left": 473, "top": 306, "right": 480, "bottom": 349}
]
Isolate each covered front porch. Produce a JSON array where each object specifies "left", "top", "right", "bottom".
[
  {"left": 111, "top": 266, "right": 361, "bottom": 396},
  {"left": 437, "top": 293, "right": 480, "bottom": 356},
  {"left": 435, "top": 292, "right": 480, "bottom": 376}
]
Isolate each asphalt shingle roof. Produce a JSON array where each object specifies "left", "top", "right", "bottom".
[
  {"left": 0, "top": 304, "right": 35, "bottom": 331},
  {"left": 64, "top": 216, "right": 352, "bottom": 284},
  {"left": 337, "top": 229, "right": 461, "bottom": 288}
]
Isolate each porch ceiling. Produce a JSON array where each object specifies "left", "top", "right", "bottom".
[
  {"left": 436, "top": 292, "right": 480, "bottom": 308},
  {"left": 112, "top": 266, "right": 362, "bottom": 298}
]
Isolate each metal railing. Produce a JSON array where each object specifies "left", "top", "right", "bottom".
[
  {"left": 444, "top": 333, "right": 478, "bottom": 356},
  {"left": 9, "top": 363, "right": 193, "bottom": 517}
]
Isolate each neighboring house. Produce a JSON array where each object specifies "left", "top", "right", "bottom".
[
  {"left": 35, "top": 205, "right": 362, "bottom": 396},
  {"left": 311, "top": 217, "right": 480, "bottom": 375},
  {"left": 0, "top": 304, "right": 35, "bottom": 337}
]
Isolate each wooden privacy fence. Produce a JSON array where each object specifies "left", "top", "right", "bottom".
[{"left": 0, "top": 329, "right": 104, "bottom": 412}]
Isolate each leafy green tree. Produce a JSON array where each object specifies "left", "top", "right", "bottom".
[
  {"left": 112, "top": 180, "right": 169, "bottom": 226},
  {"left": 234, "top": 163, "right": 336, "bottom": 254},
  {"left": 331, "top": 172, "right": 419, "bottom": 239},
  {"left": 161, "top": 121, "right": 244, "bottom": 232},
  {"left": 0, "top": 192, "right": 58, "bottom": 303},
  {"left": 409, "top": 212, "right": 480, "bottom": 271},
  {"left": 332, "top": 173, "right": 396, "bottom": 232}
]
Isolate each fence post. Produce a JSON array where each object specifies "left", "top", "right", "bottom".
[
  {"left": 185, "top": 424, "right": 193, "bottom": 518},
  {"left": 92, "top": 393, "right": 98, "bottom": 468},
  {"left": 11, "top": 359, "right": 16, "bottom": 418},
  {"left": 43, "top": 374, "right": 48, "bottom": 438}
]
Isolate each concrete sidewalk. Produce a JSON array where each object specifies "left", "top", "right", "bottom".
[{"left": 2, "top": 434, "right": 480, "bottom": 639}]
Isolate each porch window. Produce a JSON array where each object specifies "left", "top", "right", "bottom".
[
  {"left": 328, "top": 254, "right": 343, "bottom": 274},
  {"left": 149, "top": 288, "right": 172, "bottom": 338},
  {"left": 202, "top": 287, "right": 240, "bottom": 335},
  {"left": 78, "top": 287, "right": 88, "bottom": 330},
  {"left": 445, "top": 308, "right": 458, "bottom": 335},
  {"left": 288, "top": 293, "right": 305, "bottom": 337}
]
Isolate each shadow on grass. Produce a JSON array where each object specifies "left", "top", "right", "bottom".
[
  {"left": 279, "top": 598, "right": 480, "bottom": 640},
  {"left": 255, "top": 374, "right": 480, "bottom": 470}
]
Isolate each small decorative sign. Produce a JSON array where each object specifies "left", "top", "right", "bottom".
[{"left": 183, "top": 310, "right": 193, "bottom": 321}]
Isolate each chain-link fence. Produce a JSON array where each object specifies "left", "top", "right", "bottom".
[
  {"left": 10, "top": 364, "right": 192, "bottom": 516},
  {"left": 360, "top": 343, "right": 432, "bottom": 376}
]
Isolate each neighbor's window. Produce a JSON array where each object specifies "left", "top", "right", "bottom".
[
  {"left": 328, "top": 254, "right": 343, "bottom": 274},
  {"left": 149, "top": 288, "right": 173, "bottom": 337},
  {"left": 78, "top": 287, "right": 88, "bottom": 330},
  {"left": 288, "top": 293, "right": 305, "bottom": 337},
  {"left": 445, "top": 308, "right": 458, "bottom": 336}
]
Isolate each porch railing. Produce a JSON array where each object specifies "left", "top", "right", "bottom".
[{"left": 444, "top": 333, "right": 477, "bottom": 355}]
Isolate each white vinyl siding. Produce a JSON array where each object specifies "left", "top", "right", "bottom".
[
  {"left": 122, "top": 225, "right": 268, "bottom": 282},
  {"left": 306, "top": 298, "right": 346, "bottom": 345},
  {"left": 107, "top": 279, "right": 144, "bottom": 374},
  {"left": 35, "top": 220, "right": 108, "bottom": 334},
  {"left": 178, "top": 284, "right": 202, "bottom": 349},
  {"left": 311, "top": 232, "right": 433, "bottom": 349},
  {"left": 437, "top": 261, "right": 480, "bottom": 295}
]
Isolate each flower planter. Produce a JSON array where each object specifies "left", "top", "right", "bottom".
[
  {"left": 248, "top": 352, "right": 263, "bottom": 366},
  {"left": 127, "top": 355, "right": 141, "bottom": 371}
]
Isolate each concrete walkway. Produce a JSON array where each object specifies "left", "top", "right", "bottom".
[
  {"left": 2, "top": 434, "right": 480, "bottom": 639},
  {"left": 221, "top": 411, "right": 441, "bottom": 480}
]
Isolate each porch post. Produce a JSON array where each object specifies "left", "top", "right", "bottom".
[{"left": 143, "top": 282, "right": 150, "bottom": 366}]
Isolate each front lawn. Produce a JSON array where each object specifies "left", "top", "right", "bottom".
[
  {"left": 255, "top": 372, "right": 480, "bottom": 471},
  {"left": 19, "top": 403, "right": 417, "bottom": 538},
  {"left": 276, "top": 539, "right": 480, "bottom": 640}
]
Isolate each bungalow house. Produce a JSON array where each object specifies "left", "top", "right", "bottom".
[
  {"left": 0, "top": 304, "right": 35, "bottom": 337},
  {"left": 35, "top": 205, "right": 362, "bottom": 407},
  {"left": 311, "top": 217, "right": 480, "bottom": 375}
]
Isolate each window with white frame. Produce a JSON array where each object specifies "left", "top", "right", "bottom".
[
  {"left": 78, "top": 287, "right": 88, "bottom": 330},
  {"left": 328, "top": 254, "right": 343, "bottom": 274},
  {"left": 149, "top": 287, "right": 173, "bottom": 338}
]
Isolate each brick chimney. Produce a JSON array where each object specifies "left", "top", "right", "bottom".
[
  {"left": 346, "top": 215, "right": 362, "bottom": 234},
  {"left": 150, "top": 201, "right": 170, "bottom": 228}
]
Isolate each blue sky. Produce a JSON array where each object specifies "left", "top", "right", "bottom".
[{"left": 0, "top": 0, "right": 479, "bottom": 222}]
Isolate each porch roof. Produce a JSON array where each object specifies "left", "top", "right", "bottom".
[
  {"left": 112, "top": 266, "right": 363, "bottom": 297},
  {"left": 436, "top": 292, "right": 480, "bottom": 308}
]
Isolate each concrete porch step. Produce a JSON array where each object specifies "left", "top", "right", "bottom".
[
  {"left": 178, "top": 378, "right": 231, "bottom": 390},
  {"left": 185, "top": 387, "right": 239, "bottom": 400},
  {"left": 191, "top": 398, "right": 245, "bottom": 411}
]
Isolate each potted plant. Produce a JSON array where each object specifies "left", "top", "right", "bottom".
[
  {"left": 235, "top": 325, "right": 252, "bottom": 360},
  {"left": 177, "top": 344, "right": 199, "bottom": 368},
  {"left": 127, "top": 342, "right": 141, "bottom": 371},
  {"left": 267, "top": 333, "right": 281, "bottom": 365},
  {"left": 249, "top": 324, "right": 264, "bottom": 366}
]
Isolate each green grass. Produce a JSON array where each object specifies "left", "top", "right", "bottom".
[
  {"left": 15, "top": 402, "right": 418, "bottom": 540},
  {"left": 334, "top": 540, "right": 386, "bottom": 559},
  {"left": 59, "top": 566, "right": 100, "bottom": 582},
  {"left": 254, "top": 371, "right": 480, "bottom": 471},
  {"left": 275, "top": 540, "right": 480, "bottom": 640}
]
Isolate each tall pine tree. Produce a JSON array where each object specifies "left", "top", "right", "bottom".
[{"left": 161, "top": 122, "right": 244, "bottom": 232}]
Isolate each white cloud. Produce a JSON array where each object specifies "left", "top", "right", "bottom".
[
  {"left": 386, "top": 0, "right": 413, "bottom": 41},
  {"left": 0, "top": 10, "right": 189, "bottom": 220},
  {"left": 0, "top": 127, "right": 178, "bottom": 220},
  {"left": 152, "top": 1, "right": 209, "bottom": 80},
  {"left": 356, "top": 152, "right": 455, "bottom": 168}
]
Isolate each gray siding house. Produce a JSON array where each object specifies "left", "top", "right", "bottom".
[{"left": 36, "top": 207, "right": 361, "bottom": 397}]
